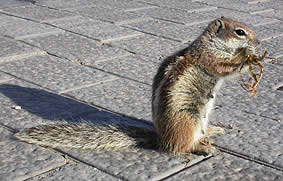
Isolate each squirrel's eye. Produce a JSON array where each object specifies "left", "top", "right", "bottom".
[{"left": 235, "top": 29, "right": 247, "bottom": 36}]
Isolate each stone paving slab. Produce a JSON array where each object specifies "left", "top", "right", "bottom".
[
  {"left": 131, "top": 3, "right": 279, "bottom": 27},
  {"left": 0, "top": 79, "right": 100, "bottom": 129},
  {"left": 252, "top": 21, "right": 283, "bottom": 41},
  {"left": 210, "top": 108, "right": 283, "bottom": 168},
  {"left": 46, "top": 16, "right": 143, "bottom": 43},
  {"left": 123, "top": 19, "right": 204, "bottom": 43},
  {"left": 66, "top": 78, "right": 152, "bottom": 120},
  {"left": 0, "top": 71, "right": 13, "bottom": 83},
  {"left": 262, "top": 36, "right": 283, "bottom": 61},
  {"left": 0, "top": 55, "right": 117, "bottom": 93},
  {"left": 27, "top": 163, "right": 120, "bottom": 181},
  {"left": 91, "top": 55, "right": 159, "bottom": 85},
  {"left": 67, "top": 5, "right": 151, "bottom": 25},
  {"left": 1, "top": 4, "right": 74, "bottom": 22},
  {"left": 0, "top": 14, "right": 61, "bottom": 39},
  {"left": 111, "top": 34, "right": 185, "bottom": 59},
  {"left": 58, "top": 148, "right": 184, "bottom": 181},
  {"left": 205, "top": 8, "right": 280, "bottom": 27},
  {"left": 139, "top": 0, "right": 217, "bottom": 12},
  {"left": 199, "top": 0, "right": 283, "bottom": 14},
  {"left": 0, "top": 127, "right": 66, "bottom": 181},
  {"left": 0, "top": 0, "right": 282, "bottom": 180},
  {"left": 87, "top": 0, "right": 157, "bottom": 11},
  {"left": 260, "top": 9, "right": 283, "bottom": 20},
  {"left": 167, "top": 153, "right": 282, "bottom": 181},
  {"left": 216, "top": 64, "right": 282, "bottom": 121},
  {"left": 130, "top": 6, "right": 216, "bottom": 26},
  {"left": 22, "top": 32, "right": 131, "bottom": 65},
  {"left": 0, "top": 36, "right": 46, "bottom": 63},
  {"left": 35, "top": 0, "right": 96, "bottom": 10},
  {"left": 0, "top": 0, "right": 31, "bottom": 8}
]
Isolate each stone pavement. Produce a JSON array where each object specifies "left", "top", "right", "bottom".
[{"left": 0, "top": 0, "right": 282, "bottom": 180}]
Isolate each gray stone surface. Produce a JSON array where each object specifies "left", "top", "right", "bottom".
[
  {"left": 0, "top": 0, "right": 30, "bottom": 8},
  {"left": 0, "top": 55, "right": 117, "bottom": 93},
  {"left": 205, "top": 8, "right": 280, "bottom": 27},
  {"left": 123, "top": 19, "right": 204, "bottom": 43},
  {"left": 59, "top": 146, "right": 209, "bottom": 181},
  {"left": 252, "top": 21, "right": 283, "bottom": 41},
  {"left": 111, "top": 34, "right": 185, "bottom": 59},
  {"left": 166, "top": 153, "right": 282, "bottom": 181},
  {"left": 47, "top": 16, "right": 142, "bottom": 43},
  {"left": 22, "top": 32, "right": 131, "bottom": 64},
  {"left": 91, "top": 55, "right": 159, "bottom": 85},
  {"left": 0, "top": 79, "right": 100, "bottom": 129},
  {"left": 132, "top": 2, "right": 279, "bottom": 27},
  {"left": 0, "top": 36, "right": 45, "bottom": 63},
  {"left": 0, "top": 127, "right": 66, "bottom": 181},
  {"left": 130, "top": 6, "right": 216, "bottom": 25},
  {"left": 87, "top": 0, "right": 156, "bottom": 11},
  {"left": 139, "top": 0, "right": 217, "bottom": 12},
  {"left": 216, "top": 64, "right": 282, "bottom": 121},
  {"left": 67, "top": 5, "right": 151, "bottom": 25},
  {"left": 0, "top": 72, "right": 13, "bottom": 83},
  {"left": 0, "top": 15, "right": 60, "bottom": 39},
  {"left": 262, "top": 36, "right": 283, "bottom": 61},
  {"left": 0, "top": 0, "right": 282, "bottom": 180},
  {"left": 66, "top": 78, "right": 152, "bottom": 120},
  {"left": 27, "top": 163, "right": 120, "bottom": 181},
  {"left": 35, "top": 0, "right": 96, "bottom": 10},
  {"left": 211, "top": 108, "right": 283, "bottom": 168},
  {"left": 200, "top": 0, "right": 283, "bottom": 15},
  {"left": 1, "top": 4, "right": 74, "bottom": 22}
]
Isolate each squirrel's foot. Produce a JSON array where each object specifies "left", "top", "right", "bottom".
[
  {"left": 193, "top": 143, "right": 218, "bottom": 155},
  {"left": 206, "top": 127, "right": 225, "bottom": 137}
]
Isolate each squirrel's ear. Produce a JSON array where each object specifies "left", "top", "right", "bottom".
[{"left": 215, "top": 19, "right": 224, "bottom": 34}]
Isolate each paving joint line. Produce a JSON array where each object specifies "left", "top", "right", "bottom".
[
  {"left": 0, "top": 122, "right": 18, "bottom": 133},
  {"left": 120, "top": 25, "right": 183, "bottom": 43},
  {"left": 137, "top": 0, "right": 218, "bottom": 13},
  {"left": 0, "top": 68, "right": 153, "bottom": 128},
  {"left": 41, "top": 49, "right": 151, "bottom": 87},
  {"left": 84, "top": 65, "right": 152, "bottom": 87},
  {"left": 160, "top": 155, "right": 213, "bottom": 181},
  {"left": 20, "top": 163, "right": 70, "bottom": 181},
  {"left": 214, "top": 145, "right": 283, "bottom": 172},
  {"left": 62, "top": 92, "right": 154, "bottom": 127},
  {"left": 90, "top": 52, "right": 132, "bottom": 64},
  {"left": 58, "top": 77, "right": 120, "bottom": 94},
  {"left": 241, "top": 110, "right": 281, "bottom": 122},
  {"left": 53, "top": 148, "right": 131, "bottom": 181},
  {"left": 14, "top": 30, "right": 65, "bottom": 40},
  {"left": 1, "top": 2, "right": 180, "bottom": 54},
  {"left": 0, "top": 43, "right": 152, "bottom": 126},
  {"left": 15, "top": 38, "right": 152, "bottom": 88},
  {"left": 0, "top": 123, "right": 121, "bottom": 181},
  {"left": 0, "top": 49, "right": 47, "bottom": 63}
]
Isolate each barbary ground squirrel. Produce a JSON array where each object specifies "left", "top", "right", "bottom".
[{"left": 15, "top": 17, "right": 259, "bottom": 155}]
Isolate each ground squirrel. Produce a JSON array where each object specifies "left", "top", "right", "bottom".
[{"left": 15, "top": 17, "right": 259, "bottom": 155}]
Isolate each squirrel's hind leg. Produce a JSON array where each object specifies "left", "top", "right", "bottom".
[
  {"left": 191, "top": 127, "right": 225, "bottom": 155},
  {"left": 206, "top": 127, "right": 225, "bottom": 137},
  {"left": 192, "top": 143, "right": 217, "bottom": 155}
]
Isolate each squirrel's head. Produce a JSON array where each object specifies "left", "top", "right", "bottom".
[{"left": 203, "top": 17, "right": 259, "bottom": 59}]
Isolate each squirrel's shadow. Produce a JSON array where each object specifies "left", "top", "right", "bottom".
[{"left": 0, "top": 84, "right": 156, "bottom": 149}]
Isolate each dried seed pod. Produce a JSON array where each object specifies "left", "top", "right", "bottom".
[{"left": 240, "top": 51, "right": 268, "bottom": 96}]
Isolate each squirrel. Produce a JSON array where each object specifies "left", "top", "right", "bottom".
[{"left": 15, "top": 17, "right": 259, "bottom": 155}]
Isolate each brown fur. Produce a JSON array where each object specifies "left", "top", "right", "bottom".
[
  {"left": 15, "top": 17, "right": 258, "bottom": 155},
  {"left": 152, "top": 17, "right": 258, "bottom": 154}
]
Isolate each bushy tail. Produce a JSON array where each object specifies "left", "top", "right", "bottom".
[{"left": 14, "top": 123, "right": 158, "bottom": 151}]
